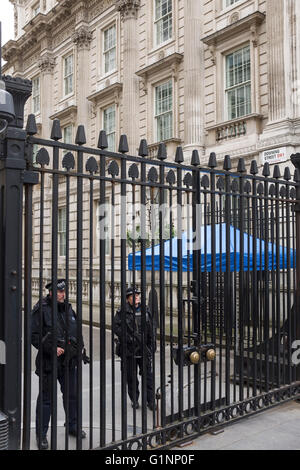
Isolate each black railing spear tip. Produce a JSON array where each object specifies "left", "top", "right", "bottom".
[
  {"left": 223, "top": 154, "right": 231, "bottom": 171},
  {"left": 237, "top": 157, "right": 246, "bottom": 173},
  {"left": 257, "top": 182, "right": 264, "bottom": 195},
  {"left": 262, "top": 162, "right": 270, "bottom": 177},
  {"left": 138, "top": 138, "right": 148, "bottom": 157},
  {"left": 97, "top": 130, "right": 108, "bottom": 150},
  {"left": 175, "top": 146, "right": 184, "bottom": 163},
  {"left": 294, "top": 168, "right": 300, "bottom": 183},
  {"left": 191, "top": 149, "right": 200, "bottom": 166},
  {"left": 250, "top": 160, "right": 258, "bottom": 175},
  {"left": 157, "top": 142, "right": 167, "bottom": 160},
  {"left": 75, "top": 125, "right": 86, "bottom": 146},
  {"left": 273, "top": 164, "right": 281, "bottom": 179},
  {"left": 50, "top": 119, "right": 62, "bottom": 141},
  {"left": 26, "top": 113, "right": 38, "bottom": 136},
  {"left": 208, "top": 152, "right": 217, "bottom": 168},
  {"left": 284, "top": 167, "right": 291, "bottom": 181},
  {"left": 118, "top": 134, "right": 129, "bottom": 153}
]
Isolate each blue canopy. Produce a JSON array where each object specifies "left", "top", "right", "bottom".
[{"left": 128, "top": 224, "right": 296, "bottom": 272}]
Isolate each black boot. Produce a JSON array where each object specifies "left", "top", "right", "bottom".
[{"left": 36, "top": 435, "right": 48, "bottom": 450}]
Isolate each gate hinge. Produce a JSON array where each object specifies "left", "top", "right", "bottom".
[{"left": 22, "top": 170, "right": 39, "bottom": 185}]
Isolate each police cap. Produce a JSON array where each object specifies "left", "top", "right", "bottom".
[
  {"left": 45, "top": 279, "right": 66, "bottom": 291},
  {"left": 126, "top": 286, "right": 141, "bottom": 297}
]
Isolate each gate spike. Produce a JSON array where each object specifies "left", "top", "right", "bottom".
[
  {"left": 97, "top": 130, "right": 108, "bottom": 150},
  {"left": 294, "top": 169, "right": 300, "bottom": 183},
  {"left": 208, "top": 152, "right": 217, "bottom": 168},
  {"left": 223, "top": 155, "right": 231, "bottom": 171},
  {"left": 26, "top": 113, "right": 38, "bottom": 135},
  {"left": 191, "top": 150, "right": 200, "bottom": 166},
  {"left": 175, "top": 146, "right": 184, "bottom": 163},
  {"left": 273, "top": 164, "right": 281, "bottom": 179},
  {"left": 118, "top": 134, "right": 129, "bottom": 153},
  {"left": 157, "top": 142, "right": 167, "bottom": 160},
  {"left": 75, "top": 125, "right": 86, "bottom": 145},
  {"left": 138, "top": 139, "right": 148, "bottom": 157},
  {"left": 262, "top": 162, "right": 270, "bottom": 177},
  {"left": 284, "top": 167, "right": 291, "bottom": 181},
  {"left": 250, "top": 160, "right": 258, "bottom": 175},
  {"left": 50, "top": 119, "right": 62, "bottom": 141},
  {"left": 237, "top": 157, "right": 246, "bottom": 173}
]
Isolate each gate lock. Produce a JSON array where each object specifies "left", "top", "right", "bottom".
[{"left": 172, "top": 343, "right": 216, "bottom": 367}]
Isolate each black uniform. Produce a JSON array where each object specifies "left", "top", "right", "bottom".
[
  {"left": 113, "top": 300, "right": 155, "bottom": 407},
  {"left": 31, "top": 295, "right": 81, "bottom": 438}
]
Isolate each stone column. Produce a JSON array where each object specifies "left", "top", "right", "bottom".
[
  {"left": 266, "top": 0, "right": 286, "bottom": 123},
  {"left": 73, "top": 26, "right": 92, "bottom": 139},
  {"left": 183, "top": 0, "right": 205, "bottom": 155},
  {"left": 115, "top": 0, "right": 141, "bottom": 154},
  {"left": 38, "top": 54, "right": 55, "bottom": 139}
]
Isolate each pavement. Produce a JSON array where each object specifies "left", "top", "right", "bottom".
[
  {"left": 25, "top": 324, "right": 300, "bottom": 451},
  {"left": 173, "top": 400, "right": 300, "bottom": 450}
]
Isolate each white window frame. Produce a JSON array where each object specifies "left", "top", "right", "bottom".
[
  {"left": 154, "top": 79, "right": 173, "bottom": 142},
  {"left": 103, "top": 24, "right": 117, "bottom": 76},
  {"left": 63, "top": 53, "right": 74, "bottom": 98},
  {"left": 32, "top": 76, "right": 40, "bottom": 114},
  {"left": 103, "top": 105, "right": 116, "bottom": 152},
  {"left": 225, "top": 44, "right": 251, "bottom": 121},
  {"left": 58, "top": 207, "right": 67, "bottom": 257},
  {"left": 154, "top": 0, "right": 173, "bottom": 47}
]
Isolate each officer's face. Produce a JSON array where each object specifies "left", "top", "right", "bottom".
[
  {"left": 128, "top": 293, "right": 140, "bottom": 307},
  {"left": 50, "top": 289, "right": 65, "bottom": 303}
]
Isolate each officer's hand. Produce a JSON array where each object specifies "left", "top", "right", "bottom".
[{"left": 57, "top": 347, "right": 65, "bottom": 357}]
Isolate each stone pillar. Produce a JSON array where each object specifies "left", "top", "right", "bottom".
[
  {"left": 266, "top": 0, "right": 286, "bottom": 123},
  {"left": 115, "top": 0, "right": 141, "bottom": 154},
  {"left": 183, "top": 0, "right": 205, "bottom": 155},
  {"left": 73, "top": 26, "right": 92, "bottom": 139},
  {"left": 38, "top": 54, "right": 55, "bottom": 139}
]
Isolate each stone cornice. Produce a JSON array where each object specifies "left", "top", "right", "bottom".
[
  {"left": 115, "top": 0, "right": 141, "bottom": 20},
  {"left": 50, "top": 105, "right": 77, "bottom": 123},
  {"left": 202, "top": 11, "right": 266, "bottom": 46},
  {"left": 87, "top": 82, "right": 123, "bottom": 104}
]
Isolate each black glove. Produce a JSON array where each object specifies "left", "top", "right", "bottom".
[{"left": 82, "top": 348, "right": 90, "bottom": 364}]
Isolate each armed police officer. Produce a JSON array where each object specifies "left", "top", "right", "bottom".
[
  {"left": 113, "top": 286, "right": 156, "bottom": 411},
  {"left": 31, "top": 279, "right": 88, "bottom": 450}
]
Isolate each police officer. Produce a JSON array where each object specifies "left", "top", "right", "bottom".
[
  {"left": 113, "top": 286, "right": 156, "bottom": 411},
  {"left": 31, "top": 279, "right": 87, "bottom": 450}
]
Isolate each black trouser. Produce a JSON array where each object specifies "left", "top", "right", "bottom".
[
  {"left": 36, "top": 364, "right": 77, "bottom": 438},
  {"left": 126, "top": 354, "right": 154, "bottom": 404}
]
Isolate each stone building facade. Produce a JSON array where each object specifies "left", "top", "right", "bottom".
[{"left": 2, "top": 0, "right": 300, "bottom": 322}]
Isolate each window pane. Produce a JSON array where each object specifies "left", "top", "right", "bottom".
[
  {"left": 32, "top": 77, "right": 40, "bottom": 114},
  {"left": 58, "top": 207, "right": 66, "bottom": 256},
  {"left": 226, "top": 45, "right": 251, "bottom": 120},
  {"left": 155, "top": 80, "right": 173, "bottom": 141},
  {"left": 104, "top": 25, "right": 116, "bottom": 74},
  {"left": 103, "top": 105, "right": 116, "bottom": 152},
  {"left": 155, "top": 0, "right": 172, "bottom": 45},
  {"left": 64, "top": 55, "right": 73, "bottom": 95}
]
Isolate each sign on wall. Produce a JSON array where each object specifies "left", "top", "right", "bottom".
[{"left": 261, "top": 147, "right": 288, "bottom": 165}]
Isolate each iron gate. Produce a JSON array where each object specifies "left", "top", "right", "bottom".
[{"left": 1, "top": 77, "right": 300, "bottom": 450}]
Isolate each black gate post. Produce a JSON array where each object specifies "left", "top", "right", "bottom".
[
  {"left": 291, "top": 154, "right": 300, "bottom": 380},
  {"left": 0, "top": 75, "right": 31, "bottom": 449}
]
